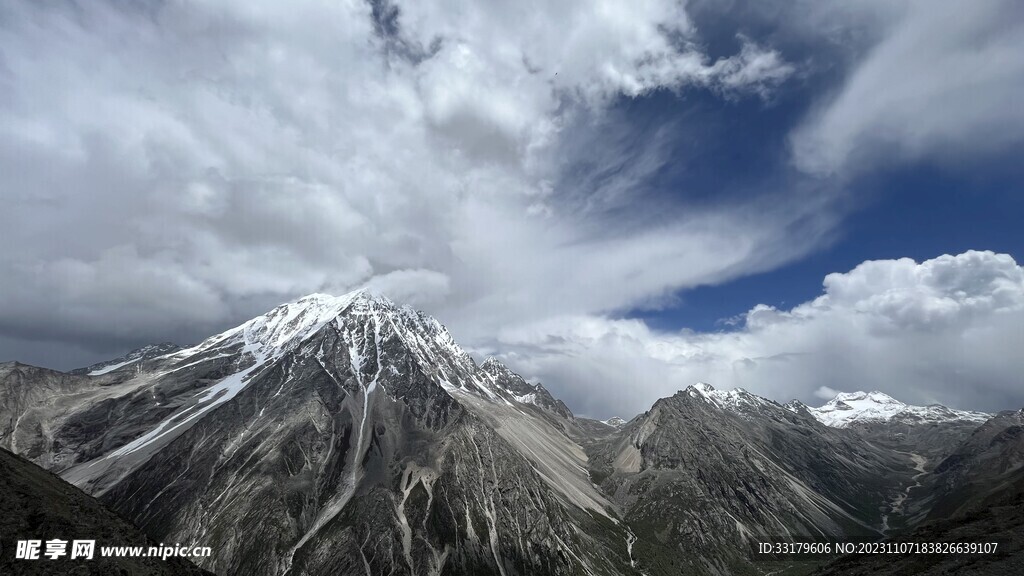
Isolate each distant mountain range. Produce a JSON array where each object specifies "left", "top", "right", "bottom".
[{"left": 1, "top": 291, "right": 1021, "bottom": 575}]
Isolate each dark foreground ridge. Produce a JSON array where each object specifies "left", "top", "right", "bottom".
[
  {"left": 0, "top": 447, "right": 211, "bottom": 575},
  {"left": 813, "top": 474, "right": 1024, "bottom": 575}
]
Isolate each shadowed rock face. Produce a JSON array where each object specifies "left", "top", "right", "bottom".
[
  {"left": 0, "top": 447, "right": 211, "bottom": 576},
  {"left": 0, "top": 362, "right": 97, "bottom": 468},
  {"left": 926, "top": 409, "right": 1024, "bottom": 520},
  {"left": 1, "top": 292, "right": 1018, "bottom": 576}
]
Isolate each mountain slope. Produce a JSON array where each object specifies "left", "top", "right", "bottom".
[
  {"left": 925, "top": 409, "right": 1024, "bottom": 520},
  {"left": 0, "top": 362, "right": 94, "bottom": 468},
  {"left": 586, "top": 384, "right": 916, "bottom": 576},
  {"left": 0, "top": 447, "right": 211, "bottom": 575},
  {"left": 813, "top": 459, "right": 1024, "bottom": 576},
  {"left": 809, "top": 410, "right": 1024, "bottom": 576},
  {"left": 0, "top": 292, "right": 634, "bottom": 576},
  {"left": 69, "top": 342, "right": 182, "bottom": 376}
]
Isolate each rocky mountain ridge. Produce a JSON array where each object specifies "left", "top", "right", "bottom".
[
  {"left": 1, "top": 291, "right": 1018, "bottom": 576},
  {"left": 70, "top": 342, "right": 182, "bottom": 376}
]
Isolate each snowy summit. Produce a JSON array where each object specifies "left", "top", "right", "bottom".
[{"left": 809, "top": 390, "right": 990, "bottom": 428}]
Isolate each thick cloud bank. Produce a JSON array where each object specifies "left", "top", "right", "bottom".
[{"left": 493, "top": 251, "right": 1024, "bottom": 417}]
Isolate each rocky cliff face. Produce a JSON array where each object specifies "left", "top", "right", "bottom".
[{"left": 0, "top": 362, "right": 94, "bottom": 468}]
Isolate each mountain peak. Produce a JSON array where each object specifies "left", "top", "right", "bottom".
[
  {"left": 297, "top": 289, "right": 395, "bottom": 308},
  {"left": 685, "top": 382, "right": 750, "bottom": 399},
  {"left": 783, "top": 399, "right": 810, "bottom": 413},
  {"left": 832, "top": 390, "right": 901, "bottom": 404},
  {"left": 810, "top": 390, "right": 989, "bottom": 428},
  {"left": 681, "top": 382, "right": 772, "bottom": 413},
  {"left": 689, "top": 382, "right": 715, "bottom": 393},
  {"left": 183, "top": 289, "right": 423, "bottom": 360},
  {"left": 477, "top": 356, "right": 574, "bottom": 419},
  {"left": 171, "top": 291, "right": 579, "bottom": 420},
  {"left": 602, "top": 416, "right": 627, "bottom": 428},
  {"left": 480, "top": 356, "right": 507, "bottom": 371}
]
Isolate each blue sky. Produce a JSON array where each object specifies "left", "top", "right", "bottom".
[
  {"left": 625, "top": 91, "right": 1024, "bottom": 332},
  {"left": 1, "top": 0, "right": 1023, "bottom": 418},
  {"left": 601, "top": 7, "right": 1024, "bottom": 335}
]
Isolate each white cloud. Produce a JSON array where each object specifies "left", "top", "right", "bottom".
[
  {"left": 814, "top": 386, "right": 842, "bottom": 400},
  {"left": 363, "top": 269, "right": 451, "bottom": 309},
  {"left": 790, "top": 0, "right": 1024, "bottom": 175},
  {"left": 4, "top": 3, "right": 1017, "bottom": 422},
  {"left": 0, "top": 0, "right": 801, "bottom": 354},
  {"left": 491, "top": 251, "right": 1024, "bottom": 417}
]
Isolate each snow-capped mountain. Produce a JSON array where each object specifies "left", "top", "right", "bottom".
[
  {"left": 601, "top": 416, "right": 627, "bottom": 428},
  {"left": 478, "top": 356, "right": 574, "bottom": 419},
  {"left": 810, "top": 390, "right": 990, "bottom": 428},
  {"left": 0, "top": 292, "right": 1016, "bottom": 576},
  {"left": 1, "top": 291, "right": 633, "bottom": 576}
]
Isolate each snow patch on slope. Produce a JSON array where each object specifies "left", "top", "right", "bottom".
[{"left": 88, "top": 358, "right": 139, "bottom": 376}]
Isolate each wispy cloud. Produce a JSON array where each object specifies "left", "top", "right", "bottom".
[{"left": 790, "top": 0, "right": 1024, "bottom": 175}]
